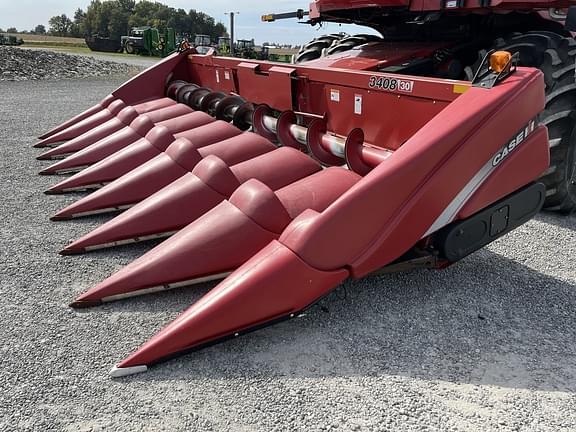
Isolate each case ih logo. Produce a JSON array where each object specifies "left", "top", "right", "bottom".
[{"left": 492, "top": 120, "right": 536, "bottom": 167}]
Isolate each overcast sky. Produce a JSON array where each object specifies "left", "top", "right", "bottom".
[{"left": 0, "top": 0, "right": 377, "bottom": 44}]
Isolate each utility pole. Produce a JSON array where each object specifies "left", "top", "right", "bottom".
[{"left": 225, "top": 12, "right": 239, "bottom": 56}]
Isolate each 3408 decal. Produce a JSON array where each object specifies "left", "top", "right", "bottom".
[{"left": 368, "top": 76, "right": 414, "bottom": 93}]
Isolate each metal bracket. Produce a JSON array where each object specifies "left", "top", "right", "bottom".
[
  {"left": 262, "top": 9, "right": 309, "bottom": 22},
  {"left": 471, "top": 50, "right": 519, "bottom": 89}
]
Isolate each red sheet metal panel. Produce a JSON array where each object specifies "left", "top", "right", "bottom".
[
  {"left": 235, "top": 63, "right": 296, "bottom": 111},
  {"left": 279, "top": 68, "right": 546, "bottom": 276},
  {"left": 187, "top": 54, "right": 467, "bottom": 151}
]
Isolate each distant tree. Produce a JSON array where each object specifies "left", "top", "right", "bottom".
[
  {"left": 69, "top": 8, "right": 87, "bottom": 37},
  {"left": 75, "top": 8, "right": 86, "bottom": 22},
  {"left": 118, "top": 0, "right": 135, "bottom": 13},
  {"left": 34, "top": 25, "right": 46, "bottom": 34},
  {"left": 166, "top": 8, "right": 190, "bottom": 33},
  {"left": 49, "top": 14, "right": 73, "bottom": 36},
  {"left": 84, "top": 0, "right": 103, "bottom": 36},
  {"left": 107, "top": 6, "right": 131, "bottom": 40},
  {"left": 6, "top": 27, "right": 17, "bottom": 33},
  {"left": 129, "top": 1, "right": 169, "bottom": 29},
  {"left": 82, "top": 1, "right": 129, "bottom": 39},
  {"left": 50, "top": 0, "right": 227, "bottom": 41},
  {"left": 187, "top": 9, "right": 226, "bottom": 40}
]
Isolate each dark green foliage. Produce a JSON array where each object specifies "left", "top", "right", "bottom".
[
  {"left": 48, "top": 0, "right": 226, "bottom": 40},
  {"left": 48, "top": 15, "right": 73, "bottom": 37},
  {"left": 34, "top": 25, "right": 47, "bottom": 35}
]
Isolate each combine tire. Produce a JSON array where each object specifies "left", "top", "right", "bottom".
[
  {"left": 294, "top": 33, "right": 346, "bottom": 63},
  {"left": 294, "top": 33, "right": 382, "bottom": 64},
  {"left": 324, "top": 34, "right": 382, "bottom": 56},
  {"left": 465, "top": 32, "right": 576, "bottom": 213}
]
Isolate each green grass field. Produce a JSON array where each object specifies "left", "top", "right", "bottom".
[
  {"left": 5, "top": 33, "right": 87, "bottom": 47},
  {"left": 8, "top": 33, "right": 163, "bottom": 60},
  {"left": 24, "top": 45, "right": 139, "bottom": 58}
]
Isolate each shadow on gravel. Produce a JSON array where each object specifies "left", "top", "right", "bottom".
[
  {"left": 536, "top": 211, "right": 576, "bottom": 231},
  {"left": 108, "top": 248, "right": 576, "bottom": 393}
]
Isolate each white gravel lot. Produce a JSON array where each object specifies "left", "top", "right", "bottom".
[
  {"left": 0, "top": 47, "right": 142, "bottom": 81},
  {"left": 20, "top": 46, "right": 160, "bottom": 69},
  {"left": 0, "top": 77, "right": 575, "bottom": 432}
]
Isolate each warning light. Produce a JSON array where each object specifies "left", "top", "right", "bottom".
[{"left": 490, "top": 51, "right": 512, "bottom": 74}]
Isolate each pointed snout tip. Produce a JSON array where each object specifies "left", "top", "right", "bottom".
[
  {"left": 69, "top": 298, "right": 103, "bottom": 309},
  {"left": 109, "top": 364, "right": 148, "bottom": 378},
  {"left": 59, "top": 246, "right": 84, "bottom": 256}
]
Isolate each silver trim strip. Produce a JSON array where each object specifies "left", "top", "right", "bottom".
[
  {"left": 423, "top": 120, "right": 536, "bottom": 237},
  {"left": 101, "top": 272, "right": 232, "bottom": 302},
  {"left": 423, "top": 156, "right": 495, "bottom": 237}
]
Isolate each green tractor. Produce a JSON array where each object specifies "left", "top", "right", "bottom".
[
  {"left": 121, "top": 27, "right": 176, "bottom": 57},
  {"left": 194, "top": 34, "right": 213, "bottom": 54},
  {"left": 121, "top": 27, "right": 148, "bottom": 54},
  {"left": 217, "top": 37, "right": 231, "bottom": 55},
  {"left": 144, "top": 28, "right": 176, "bottom": 57},
  {"left": 235, "top": 39, "right": 269, "bottom": 60},
  {"left": 0, "top": 34, "right": 24, "bottom": 46},
  {"left": 236, "top": 39, "right": 256, "bottom": 58}
]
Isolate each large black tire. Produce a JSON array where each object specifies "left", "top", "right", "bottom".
[
  {"left": 294, "top": 33, "right": 347, "bottom": 63},
  {"left": 125, "top": 41, "right": 135, "bottom": 55},
  {"left": 465, "top": 32, "right": 576, "bottom": 213},
  {"left": 294, "top": 33, "right": 382, "bottom": 64},
  {"left": 324, "top": 34, "right": 383, "bottom": 56}
]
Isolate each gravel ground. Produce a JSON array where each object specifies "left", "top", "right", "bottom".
[
  {"left": 0, "top": 78, "right": 575, "bottom": 432},
  {"left": 0, "top": 47, "right": 142, "bottom": 81},
  {"left": 21, "top": 46, "right": 160, "bottom": 68}
]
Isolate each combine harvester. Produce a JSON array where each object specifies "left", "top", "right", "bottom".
[{"left": 35, "top": 0, "right": 576, "bottom": 377}]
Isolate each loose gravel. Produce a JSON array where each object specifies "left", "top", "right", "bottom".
[
  {"left": 0, "top": 46, "right": 141, "bottom": 81},
  {"left": 0, "top": 77, "right": 575, "bottom": 432},
  {"left": 22, "top": 47, "right": 161, "bottom": 69}
]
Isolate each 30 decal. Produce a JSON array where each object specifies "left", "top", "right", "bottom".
[{"left": 368, "top": 76, "right": 414, "bottom": 93}]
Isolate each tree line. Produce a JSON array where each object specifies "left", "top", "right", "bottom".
[{"left": 3, "top": 0, "right": 227, "bottom": 40}]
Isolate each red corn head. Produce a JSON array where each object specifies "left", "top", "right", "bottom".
[
  {"left": 130, "top": 97, "right": 178, "bottom": 113},
  {"left": 35, "top": 100, "right": 128, "bottom": 148},
  {"left": 44, "top": 121, "right": 241, "bottom": 194},
  {"left": 70, "top": 167, "right": 360, "bottom": 305},
  {"left": 37, "top": 106, "right": 140, "bottom": 161},
  {"left": 37, "top": 102, "right": 194, "bottom": 161},
  {"left": 61, "top": 147, "right": 321, "bottom": 253},
  {"left": 110, "top": 240, "right": 348, "bottom": 376},
  {"left": 36, "top": 96, "right": 177, "bottom": 146},
  {"left": 39, "top": 110, "right": 214, "bottom": 175},
  {"left": 38, "top": 95, "right": 116, "bottom": 141},
  {"left": 28, "top": 44, "right": 551, "bottom": 378},
  {"left": 51, "top": 133, "right": 277, "bottom": 220}
]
